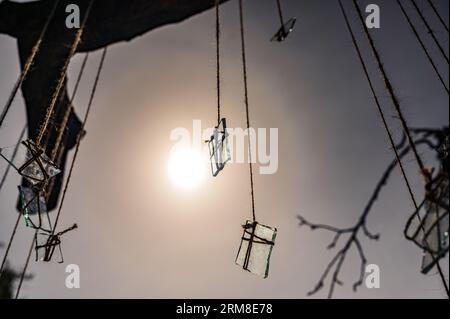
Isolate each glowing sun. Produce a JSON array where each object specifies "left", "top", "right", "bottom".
[{"left": 168, "top": 147, "right": 206, "bottom": 190}]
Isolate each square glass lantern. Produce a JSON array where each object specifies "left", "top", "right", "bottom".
[
  {"left": 0, "top": 139, "right": 60, "bottom": 185},
  {"left": 271, "top": 18, "right": 296, "bottom": 42},
  {"left": 18, "top": 185, "right": 51, "bottom": 232},
  {"left": 34, "top": 231, "right": 62, "bottom": 263},
  {"left": 207, "top": 118, "right": 231, "bottom": 177},
  {"left": 235, "top": 220, "right": 277, "bottom": 278}
]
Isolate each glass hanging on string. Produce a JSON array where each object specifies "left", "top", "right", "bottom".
[
  {"left": 18, "top": 185, "right": 52, "bottom": 232},
  {"left": 271, "top": 18, "right": 296, "bottom": 42},
  {"left": 207, "top": 118, "right": 231, "bottom": 177},
  {"left": 34, "top": 224, "right": 77, "bottom": 263},
  {"left": 0, "top": 139, "right": 61, "bottom": 185},
  {"left": 235, "top": 220, "right": 277, "bottom": 278},
  {"left": 405, "top": 172, "right": 449, "bottom": 274}
]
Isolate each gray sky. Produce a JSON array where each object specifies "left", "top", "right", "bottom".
[{"left": 0, "top": 0, "right": 449, "bottom": 298}]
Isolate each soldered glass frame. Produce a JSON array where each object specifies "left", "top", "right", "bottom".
[
  {"left": 235, "top": 220, "right": 277, "bottom": 279},
  {"left": 207, "top": 118, "right": 231, "bottom": 177},
  {"left": 271, "top": 18, "right": 296, "bottom": 42}
]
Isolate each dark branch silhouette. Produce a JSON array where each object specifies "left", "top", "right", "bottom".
[{"left": 299, "top": 128, "right": 449, "bottom": 298}]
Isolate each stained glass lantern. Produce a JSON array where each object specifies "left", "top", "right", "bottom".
[
  {"left": 0, "top": 139, "right": 60, "bottom": 185},
  {"left": 206, "top": 118, "right": 231, "bottom": 177},
  {"left": 18, "top": 186, "right": 51, "bottom": 232},
  {"left": 235, "top": 220, "right": 277, "bottom": 278},
  {"left": 271, "top": 18, "right": 296, "bottom": 42}
]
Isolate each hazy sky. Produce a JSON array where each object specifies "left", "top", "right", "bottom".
[{"left": 0, "top": 0, "right": 449, "bottom": 298}]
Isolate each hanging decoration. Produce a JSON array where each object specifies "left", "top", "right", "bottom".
[
  {"left": 18, "top": 186, "right": 51, "bottom": 232},
  {"left": 207, "top": 118, "right": 231, "bottom": 177},
  {"left": 271, "top": 0, "right": 296, "bottom": 42},
  {"left": 235, "top": 0, "right": 277, "bottom": 278},
  {"left": 0, "top": 139, "right": 61, "bottom": 185},
  {"left": 236, "top": 221, "right": 277, "bottom": 278},
  {"left": 206, "top": 0, "right": 231, "bottom": 177},
  {"left": 34, "top": 224, "right": 77, "bottom": 263}
]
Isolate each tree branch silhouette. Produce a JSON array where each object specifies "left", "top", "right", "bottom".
[{"left": 298, "top": 129, "right": 448, "bottom": 298}]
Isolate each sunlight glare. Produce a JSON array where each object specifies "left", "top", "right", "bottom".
[{"left": 168, "top": 147, "right": 206, "bottom": 190}]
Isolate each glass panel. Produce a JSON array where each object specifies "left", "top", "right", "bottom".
[
  {"left": 0, "top": 139, "right": 60, "bottom": 184},
  {"left": 421, "top": 176, "right": 449, "bottom": 273},
  {"left": 207, "top": 118, "right": 231, "bottom": 177},
  {"left": 18, "top": 186, "right": 49, "bottom": 230},
  {"left": 235, "top": 220, "right": 277, "bottom": 278},
  {"left": 271, "top": 18, "right": 296, "bottom": 42}
]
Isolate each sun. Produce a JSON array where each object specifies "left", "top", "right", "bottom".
[{"left": 168, "top": 147, "right": 207, "bottom": 190}]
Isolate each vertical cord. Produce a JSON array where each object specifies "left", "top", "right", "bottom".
[
  {"left": 239, "top": 0, "right": 256, "bottom": 222},
  {"left": 0, "top": 125, "right": 27, "bottom": 280},
  {"left": 410, "top": 0, "right": 449, "bottom": 63},
  {"left": 0, "top": 125, "right": 27, "bottom": 193},
  {"left": 14, "top": 232, "right": 36, "bottom": 299},
  {"left": 36, "top": 0, "right": 95, "bottom": 147},
  {"left": 0, "top": 0, "right": 60, "bottom": 129},
  {"left": 276, "top": 0, "right": 285, "bottom": 27},
  {"left": 353, "top": 0, "right": 427, "bottom": 175},
  {"left": 51, "top": 48, "right": 107, "bottom": 235},
  {"left": 50, "top": 54, "right": 90, "bottom": 162},
  {"left": 396, "top": 0, "right": 448, "bottom": 95},
  {"left": 215, "top": 0, "right": 221, "bottom": 124},
  {"left": 426, "top": 0, "right": 449, "bottom": 33}
]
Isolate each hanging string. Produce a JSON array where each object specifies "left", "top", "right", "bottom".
[
  {"left": 238, "top": 0, "right": 256, "bottom": 223},
  {"left": 409, "top": 0, "right": 449, "bottom": 64},
  {"left": 353, "top": 0, "right": 427, "bottom": 176},
  {"left": 276, "top": 0, "right": 285, "bottom": 26},
  {"left": 215, "top": 0, "right": 221, "bottom": 124},
  {"left": 36, "top": 0, "right": 95, "bottom": 147},
  {"left": 396, "top": 0, "right": 448, "bottom": 95},
  {"left": 0, "top": 125, "right": 27, "bottom": 280},
  {"left": 349, "top": 0, "right": 449, "bottom": 297},
  {"left": 51, "top": 48, "right": 107, "bottom": 234},
  {"left": 0, "top": 125, "right": 27, "bottom": 193},
  {"left": 50, "top": 54, "right": 90, "bottom": 162},
  {"left": 0, "top": 0, "right": 60, "bottom": 129},
  {"left": 425, "top": 0, "right": 449, "bottom": 33},
  {"left": 14, "top": 233, "right": 35, "bottom": 299}
]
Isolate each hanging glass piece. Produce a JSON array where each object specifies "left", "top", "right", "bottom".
[
  {"left": 18, "top": 185, "right": 51, "bottom": 232},
  {"left": 405, "top": 172, "right": 449, "bottom": 274},
  {"left": 35, "top": 231, "right": 62, "bottom": 263},
  {"left": 206, "top": 118, "right": 231, "bottom": 177},
  {"left": 0, "top": 139, "right": 61, "bottom": 185},
  {"left": 235, "top": 220, "right": 277, "bottom": 278},
  {"left": 271, "top": 18, "right": 296, "bottom": 42},
  {"left": 420, "top": 174, "right": 449, "bottom": 274},
  {"left": 34, "top": 224, "right": 77, "bottom": 263}
]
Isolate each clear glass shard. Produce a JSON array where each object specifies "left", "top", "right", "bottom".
[
  {"left": 207, "top": 118, "right": 231, "bottom": 177},
  {"left": 271, "top": 18, "right": 296, "bottom": 42},
  {"left": 20, "top": 140, "right": 61, "bottom": 184},
  {"left": 18, "top": 185, "right": 52, "bottom": 232},
  {"left": 0, "top": 139, "right": 60, "bottom": 185},
  {"left": 35, "top": 232, "right": 62, "bottom": 263},
  {"left": 235, "top": 220, "right": 277, "bottom": 278}
]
